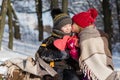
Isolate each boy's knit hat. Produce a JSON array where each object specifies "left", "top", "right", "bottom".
[
  {"left": 72, "top": 8, "right": 98, "bottom": 28},
  {"left": 51, "top": 8, "right": 72, "bottom": 30}
]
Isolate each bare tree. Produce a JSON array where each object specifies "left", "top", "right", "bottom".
[
  {"left": 50, "top": 0, "right": 58, "bottom": 9},
  {"left": 11, "top": 5, "right": 21, "bottom": 39},
  {"left": 0, "top": 0, "right": 8, "bottom": 50},
  {"left": 102, "top": 0, "right": 113, "bottom": 52},
  {"left": 35, "top": 0, "right": 43, "bottom": 41},
  {"left": 62, "top": 0, "right": 68, "bottom": 13},
  {"left": 7, "top": 0, "right": 13, "bottom": 50},
  {"left": 116, "top": 0, "right": 120, "bottom": 35}
]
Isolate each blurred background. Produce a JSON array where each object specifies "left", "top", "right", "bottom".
[{"left": 0, "top": 0, "right": 120, "bottom": 69}]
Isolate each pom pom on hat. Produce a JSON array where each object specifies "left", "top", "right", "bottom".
[
  {"left": 72, "top": 8, "right": 98, "bottom": 28},
  {"left": 88, "top": 8, "right": 98, "bottom": 19},
  {"left": 51, "top": 8, "right": 63, "bottom": 19}
]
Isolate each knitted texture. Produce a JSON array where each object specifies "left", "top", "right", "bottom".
[
  {"left": 53, "top": 13, "right": 72, "bottom": 30},
  {"left": 72, "top": 8, "right": 98, "bottom": 28}
]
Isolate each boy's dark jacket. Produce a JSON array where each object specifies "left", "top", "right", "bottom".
[
  {"left": 37, "top": 31, "right": 69, "bottom": 62},
  {"left": 36, "top": 30, "right": 79, "bottom": 71}
]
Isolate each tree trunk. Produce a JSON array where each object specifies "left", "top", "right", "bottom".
[
  {"left": 62, "top": 0, "right": 68, "bottom": 14},
  {"left": 11, "top": 5, "right": 21, "bottom": 39},
  {"left": 102, "top": 0, "right": 113, "bottom": 52},
  {"left": 35, "top": 0, "right": 43, "bottom": 41},
  {"left": 7, "top": 0, "right": 13, "bottom": 50},
  {"left": 116, "top": 0, "right": 120, "bottom": 39},
  {"left": 50, "top": 0, "right": 58, "bottom": 9},
  {"left": 0, "top": 0, "right": 8, "bottom": 50}
]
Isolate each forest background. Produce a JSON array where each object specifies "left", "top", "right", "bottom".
[{"left": 0, "top": 0, "right": 120, "bottom": 74}]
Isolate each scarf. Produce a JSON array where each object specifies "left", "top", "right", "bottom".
[{"left": 78, "top": 27, "right": 113, "bottom": 80}]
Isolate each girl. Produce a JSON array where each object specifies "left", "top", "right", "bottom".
[{"left": 72, "top": 8, "right": 120, "bottom": 80}]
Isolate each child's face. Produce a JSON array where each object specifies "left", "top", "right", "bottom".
[
  {"left": 72, "top": 23, "right": 81, "bottom": 33},
  {"left": 61, "top": 24, "right": 72, "bottom": 33}
]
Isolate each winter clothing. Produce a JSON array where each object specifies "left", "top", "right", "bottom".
[
  {"left": 53, "top": 13, "right": 72, "bottom": 30},
  {"left": 78, "top": 27, "right": 114, "bottom": 80},
  {"left": 53, "top": 33, "right": 80, "bottom": 61},
  {"left": 37, "top": 31, "right": 69, "bottom": 62},
  {"left": 51, "top": 8, "right": 63, "bottom": 19},
  {"left": 72, "top": 8, "right": 98, "bottom": 28},
  {"left": 67, "top": 35, "right": 79, "bottom": 61},
  {"left": 36, "top": 30, "right": 80, "bottom": 80}
]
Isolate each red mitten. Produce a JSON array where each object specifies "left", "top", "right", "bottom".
[
  {"left": 67, "top": 35, "right": 78, "bottom": 49},
  {"left": 67, "top": 38, "right": 76, "bottom": 49},
  {"left": 70, "top": 48, "right": 79, "bottom": 60},
  {"left": 67, "top": 35, "right": 79, "bottom": 60},
  {"left": 54, "top": 35, "right": 70, "bottom": 51}
]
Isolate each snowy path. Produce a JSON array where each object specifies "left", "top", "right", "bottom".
[{"left": 0, "top": 39, "right": 40, "bottom": 63}]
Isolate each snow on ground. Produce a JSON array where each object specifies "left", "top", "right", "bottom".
[
  {"left": 0, "top": 32, "right": 40, "bottom": 74},
  {"left": 113, "top": 55, "right": 120, "bottom": 71}
]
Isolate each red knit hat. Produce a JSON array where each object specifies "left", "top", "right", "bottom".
[{"left": 72, "top": 8, "right": 98, "bottom": 28}]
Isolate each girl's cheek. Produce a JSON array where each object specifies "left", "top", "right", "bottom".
[{"left": 72, "top": 26, "right": 75, "bottom": 32}]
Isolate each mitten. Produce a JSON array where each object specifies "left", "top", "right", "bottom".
[
  {"left": 67, "top": 38, "right": 75, "bottom": 49},
  {"left": 67, "top": 35, "right": 78, "bottom": 49},
  {"left": 69, "top": 48, "right": 79, "bottom": 60},
  {"left": 67, "top": 35, "right": 79, "bottom": 60}
]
